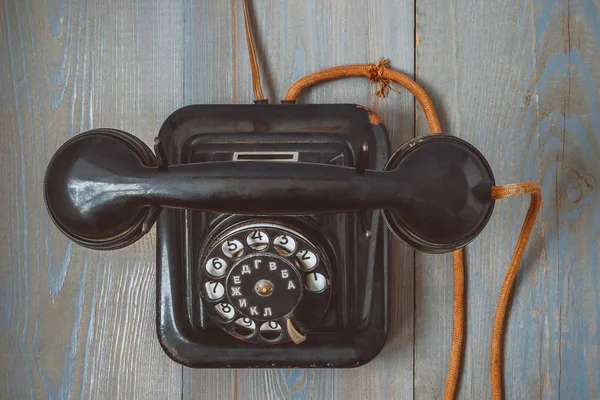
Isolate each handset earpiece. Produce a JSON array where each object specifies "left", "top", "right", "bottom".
[
  {"left": 44, "top": 129, "right": 159, "bottom": 250},
  {"left": 382, "top": 134, "right": 495, "bottom": 253},
  {"left": 44, "top": 129, "right": 495, "bottom": 252}
]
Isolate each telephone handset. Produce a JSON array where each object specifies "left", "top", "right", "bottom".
[{"left": 44, "top": 126, "right": 493, "bottom": 252}]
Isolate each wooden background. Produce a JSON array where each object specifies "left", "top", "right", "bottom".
[{"left": 1, "top": 0, "right": 598, "bottom": 398}]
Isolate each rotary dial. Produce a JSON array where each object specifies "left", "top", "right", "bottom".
[{"left": 199, "top": 221, "right": 331, "bottom": 344}]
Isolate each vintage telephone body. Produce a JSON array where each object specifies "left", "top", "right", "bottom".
[{"left": 44, "top": 103, "right": 495, "bottom": 367}]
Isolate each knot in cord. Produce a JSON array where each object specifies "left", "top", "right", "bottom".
[{"left": 367, "top": 59, "right": 399, "bottom": 98}]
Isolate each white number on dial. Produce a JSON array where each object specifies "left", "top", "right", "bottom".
[
  {"left": 221, "top": 239, "right": 244, "bottom": 258},
  {"left": 246, "top": 230, "right": 269, "bottom": 250},
  {"left": 205, "top": 257, "right": 228, "bottom": 277},
  {"left": 305, "top": 272, "right": 327, "bottom": 293},
  {"left": 260, "top": 321, "right": 281, "bottom": 332},
  {"left": 215, "top": 303, "right": 235, "bottom": 321},
  {"left": 273, "top": 234, "right": 296, "bottom": 255},
  {"left": 260, "top": 321, "right": 282, "bottom": 341},
  {"left": 296, "top": 250, "right": 317, "bottom": 271},
  {"left": 233, "top": 317, "right": 257, "bottom": 336},
  {"left": 204, "top": 281, "right": 225, "bottom": 300},
  {"left": 235, "top": 317, "right": 256, "bottom": 329}
]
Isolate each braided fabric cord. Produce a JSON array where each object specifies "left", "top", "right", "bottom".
[
  {"left": 444, "top": 249, "right": 465, "bottom": 400},
  {"left": 490, "top": 182, "right": 542, "bottom": 399},
  {"left": 283, "top": 60, "right": 542, "bottom": 400},
  {"left": 283, "top": 60, "right": 442, "bottom": 134},
  {"left": 242, "top": 0, "right": 265, "bottom": 101}
]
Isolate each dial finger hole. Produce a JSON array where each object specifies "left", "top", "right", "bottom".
[
  {"left": 260, "top": 321, "right": 282, "bottom": 341},
  {"left": 222, "top": 239, "right": 244, "bottom": 259},
  {"left": 204, "top": 281, "right": 225, "bottom": 300},
  {"left": 273, "top": 234, "right": 296, "bottom": 256},
  {"left": 214, "top": 302, "right": 235, "bottom": 321},
  {"left": 205, "top": 257, "right": 228, "bottom": 277},
  {"left": 233, "top": 317, "right": 256, "bottom": 337},
  {"left": 246, "top": 230, "right": 269, "bottom": 250},
  {"left": 295, "top": 249, "right": 317, "bottom": 271},
  {"left": 305, "top": 272, "right": 327, "bottom": 293}
]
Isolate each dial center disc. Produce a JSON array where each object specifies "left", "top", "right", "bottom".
[
  {"left": 226, "top": 254, "right": 302, "bottom": 320},
  {"left": 255, "top": 279, "right": 274, "bottom": 296}
]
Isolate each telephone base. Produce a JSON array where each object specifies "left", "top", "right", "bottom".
[{"left": 156, "top": 104, "right": 390, "bottom": 367}]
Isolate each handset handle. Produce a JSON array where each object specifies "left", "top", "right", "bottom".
[{"left": 139, "top": 161, "right": 405, "bottom": 213}]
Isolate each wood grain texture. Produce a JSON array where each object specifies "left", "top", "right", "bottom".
[
  {"left": 0, "top": 0, "right": 183, "bottom": 398},
  {"left": 553, "top": 1, "right": 600, "bottom": 398},
  {"left": 1, "top": 0, "right": 598, "bottom": 399},
  {"left": 416, "top": 0, "right": 600, "bottom": 398},
  {"left": 415, "top": 2, "right": 546, "bottom": 396}
]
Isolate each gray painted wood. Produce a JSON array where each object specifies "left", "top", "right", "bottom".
[
  {"left": 0, "top": 0, "right": 183, "bottom": 398},
  {"left": 1, "top": 0, "right": 598, "bottom": 399},
  {"left": 416, "top": 0, "right": 600, "bottom": 399}
]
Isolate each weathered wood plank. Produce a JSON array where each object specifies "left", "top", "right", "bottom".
[
  {"left": 81, "top": 0, "right": 186, "bottom": 397},
  {"left": 416, "top": 0, "right": 599, "bottom": 398},
  {"left": 0, "top": 1, "right": 101, "bottom": 397},
  {"left": 415, "top": 0, "right": 550, "bottom": 398},
  {"left": 553, "top": 1, "right": 600, "bottom": 398},
  {"left": 182, "top": 1, "right": 415, "bottom": 399},
  {"left": 0, "top": 0, "right": 184, "bottom": 398}
]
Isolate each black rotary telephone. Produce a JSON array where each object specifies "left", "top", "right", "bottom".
[
  {"left": 44, "top": 103, "right": 494, "bottom": 366},
  {"left": 42, "top": 6, "right": 542, "bottom": 397}
]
